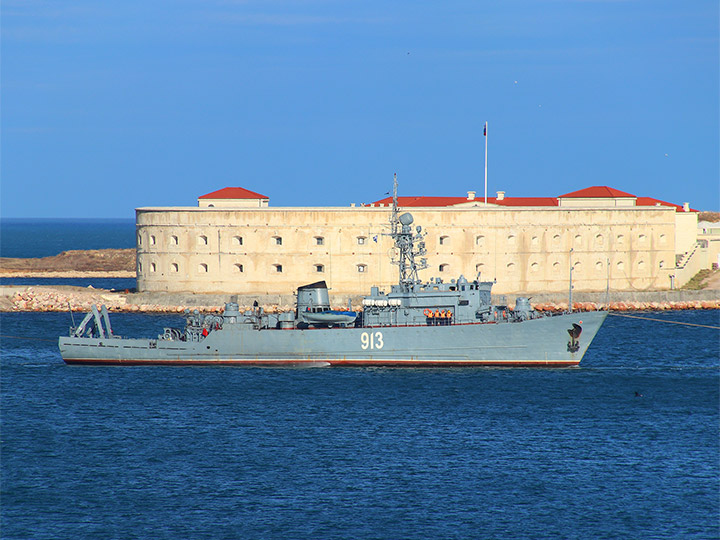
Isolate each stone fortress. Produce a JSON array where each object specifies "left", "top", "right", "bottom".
[{"left": 135, "top": 185, "right": 717, "bottom": 296}]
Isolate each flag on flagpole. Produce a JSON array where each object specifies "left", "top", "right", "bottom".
[{"left": 483, "top": 122, "right": 487, "bottom": 136}]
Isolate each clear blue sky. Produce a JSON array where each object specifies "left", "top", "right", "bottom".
[{"left": 2, "top": 0, "right": 718, "bottom": 218}]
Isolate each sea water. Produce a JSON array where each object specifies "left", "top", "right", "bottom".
[{"left": 1, "top": 309, "right": 718, "bottom": 539}]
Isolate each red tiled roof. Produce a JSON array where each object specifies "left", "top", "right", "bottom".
[
  {"left": 199, "top": 187, "right": 269, "bottom": 200},
  {"left": 636, "top": 197, "right": 698, "bottom": 212},
  {"left": 559, "top": 186, "right": 636, "bottom": 198},
  {"left": 368, "top": 196, "right": 558, "bottom": 207}
]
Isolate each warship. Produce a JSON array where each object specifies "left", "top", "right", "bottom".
[{"left": 59, "top": 180, "right": 607, "bottom": 367}]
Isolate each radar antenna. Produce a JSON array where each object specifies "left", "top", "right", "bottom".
[{"left": 388, "top": 173, "right": 428, "bottom": 290}]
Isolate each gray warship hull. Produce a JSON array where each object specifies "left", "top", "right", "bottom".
[{"left": 59, "top": 310, "right": 606, "bottom": 367}]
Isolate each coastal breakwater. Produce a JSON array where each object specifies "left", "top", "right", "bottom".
[{"left": 1, "top": 285, "right": 718, "bottom": 314}]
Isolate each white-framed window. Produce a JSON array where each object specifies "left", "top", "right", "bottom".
[
  {"left": 150, "top": 235, "right": 156, "bottom": 246},
  {"left": 150, "top": 262, "right": 156, "bottom": 272},
  {"left": 315, "top": 236, "right": 324, "bottom": 246},
  {"left": 475, "top": 235, "right": 485, "bottom": 247},
  {"left": 439, "top": 236, "right": 449, "bottom": 246},
  {"left": 357, "top": 236, "right": 367, "bottom": 245},
  {"left": 171, "top": 263, "right": 179, "bottom": 273},
  {"left": 199, "top": 235, "right": 208, "bottom": 246},
  {"left": 171, "top": 235, "right": 178, "bottom": 246},
  {"left": 234, "top": 263, "right": 244, "bottom": 273},
  {"left": 233, "top": 236, "right": 243, "bottom": 246},
  {"left": 439, "top": 264, "right": 449, "bottom": 272},
  {"left": 357, "top": 264, "right": 367, "bottom": 273},
  {"left": 273, "top": 236, "right": 282, "bottom": 246},
  {"left": 198, "top": 263, "right": 208, "bottom": 273},
  {"left": 315, "top": 264, "right": 325, "bottom": 273}
]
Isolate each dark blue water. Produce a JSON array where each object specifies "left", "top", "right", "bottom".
[
  {"left": 0, "top": 219, "right": 135, "bottom": 258},
  {"left": 2, "top": 310, "right": 718, "bottom": 539},
  {"left": 0, "top": 277, "right": 136, "bottom": 291}
]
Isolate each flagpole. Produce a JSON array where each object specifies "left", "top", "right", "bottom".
[{"left": 484, "top": 121, "right": 488, "bottom": 205}]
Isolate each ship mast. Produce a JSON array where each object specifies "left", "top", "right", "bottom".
[{"left": 389, "top": 173, "right": 428, "bottom": 290}]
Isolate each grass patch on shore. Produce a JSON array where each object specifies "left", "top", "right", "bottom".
[{"left": 681, "top": 269, "right": 718, "bottom": 290}]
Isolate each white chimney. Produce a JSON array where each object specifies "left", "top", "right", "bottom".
[
  {"left": 467, "top": 191, "right": 476, "bottom": 201},
  {"left": 683, "top": 202, "right": 690, "bottom": 212},
  {"left": 496, "top": 191, "right": 505, "bottom": 201}
]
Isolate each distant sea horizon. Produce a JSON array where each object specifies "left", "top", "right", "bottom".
[{"left": 0, "top": 218, "right": 136, "bottom": 259}]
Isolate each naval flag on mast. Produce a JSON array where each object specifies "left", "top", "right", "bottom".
[{"left": 483, "top": 121, "right": 488, "bottom": 204}]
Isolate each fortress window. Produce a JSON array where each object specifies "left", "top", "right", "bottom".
[
  {"left": 552, "top": 234, "right": 561, "bottom": 247},
  {"left": 357, "top": 264, "right": 367, "bottom": 273},
  {"left": 475, "top": 235, "right": 485, "bottom": 247},
  {"left": 199, "top": 235, "right": 208, "bottom": 246},
  {"left": 506, "top": 262, "right": 516, "bottom": 272},
  {"left": 150, "top": 235, "right": 156, "bottom": 246},
  {"left": 233, "top": 236, "right": 243, "bottom": 246},
  {"left": 574, "top": 234, "right": 582, "bottom": 246},
  {"left": 475, "top": 263, "right": 484, "bottom": 274},
  {"left": 617, "top": 234, "right": 625, "bottom": 245},
  {"left": 573, "top": 261, "right": 581, "bottom": 275},
  {"left": 439, "top": 236, "right": 449, "bottom": 246},
  {"left": 659, "top": 260, "right": 665, "bottom": 268},
  {"left": 531, "top": 236, "right": 539, "bottom": 247},
  {"left": 138, "top": 262, "right": 142, "bottom": 272},
  {"left": 171, "top": 235, "right": 178, "bottom": 246},
  {"left": 357, "top": 236, "right": 367, "bottom": 245},
  {"left": 273, "top": 236, "right": 283, "bottom": 246},
  {"left": 530, "top": 262, "right": 539, "bottom": 273},
  {"left": 595, "top": 234, "right": 604, "bottom": 246},
  {"left": 617, "top": 261, "right": 625, "bottom": 271},
  {"left": 552, "top": 262, "right": 560, "bottom": 274},
  {"left": 171, "top": 263, "right": 179, "bottom": 273},
  {"left": 659, "top": 234, "right": 667, "bottom": 245},
  {"left": 315, "top": 236, "right": 324, "bottom": 246},
  {"left": 638, "top": 234, "right": 647, "bottom": 244},
  {"left": 234, "top": 264, "right": 244, "bottom": 273},
  {"left": 595, "top": 261, "right": 604, "bottom": 273},
  {"left": 198, "top": 263, "right": 208, "bottom": 273},
  {"left": 507, "top": 234, "right": 516, "bottom": 244},
  {"left": 150, "top": 262, "right": 156, "bottom": 273},
  {"left": 274, "top": 264, "right": 283, "bottom": 273},
  {"left": 315, "top": 264, "right": 325, "bottom": 273},
  {"left": 439, "top": 264, "right": 449, "bottom": 272},
  {"left": 138, "top": 234, "right": 142, "bottom": 245}
]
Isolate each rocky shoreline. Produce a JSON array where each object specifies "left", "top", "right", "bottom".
[{"left": 2, "top": 285, "right": 718, "bottom": 314}]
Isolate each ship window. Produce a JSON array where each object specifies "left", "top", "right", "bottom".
[
  {"left": 171, "top": 263, "right": 179, "bottom": 273},
  {"left": 150, "top": 235, "right": 156, "bottom": 246},
  {"left": 315, "top": 236, "right": 324, "bottom": 246},
  {"left": 357, "top": 264, "right": 367, "bottom": 273},
  {"left": 439, "top": 264, "right": 449, "bottom": 272},
  {"left": 234, "top": 263, "right": 244, "bottom": 273},
  {"left": 273, "top": 236, "right": 282, "bottom": 246},
  {"left": 199, "top": 235, "right": 208, "bottom": 246},
  {"left": 150, "top": 262, "right": 156, "bottom": 273},
  {"left": 439, "top": 235, "right": 449, "bottom": 246},
  {"left": 274, "top": 264, "right": 283, "bottom": 273},
  {"left": 357, "top": 236, "right": 367, "bottom": 245},
  {"left": 315, "top": 264, "right": 325, "bottom": 273},
  {"left": 171, "top": 235, "right": 178, "bottom": 246},
  {"left": 233, "top": 236, "right": 243, "bottom": 246},
  {"left": 198, "top": 263, "right": 208, "bottom": 273}
]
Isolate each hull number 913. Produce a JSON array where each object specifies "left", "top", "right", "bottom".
[{"left": 361, "top": 331, "right": 384, "bottom": 350}]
